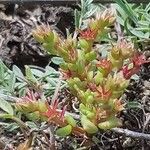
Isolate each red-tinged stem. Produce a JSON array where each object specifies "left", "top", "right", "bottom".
[{"left": 72, "top": 127, "right": 86, "bottom": 137}]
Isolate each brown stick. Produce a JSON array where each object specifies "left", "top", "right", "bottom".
[{"left": 112, "top": 128, "right": 150, "bottom": 140}]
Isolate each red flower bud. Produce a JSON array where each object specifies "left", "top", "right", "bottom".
[
  {"left": 88, "top": 83, "right": 112, "bottom": 102},
  {"left": 122, "top": 53, "right": 149, "bottom": 79},
  {"left": 96, "top": 59, "right": 112, "bottom": 77},
  {"left": 80, "top": 28, "right": 97, "bottom": 41},
  {"left": 122, "top": 65, "right": 140, "bottom": 80},
  {"left": 132, "top": 53, "right": 149, "bottom": 67},
  {"left": 43, "top": 99, "right": 66, "bottom": 121}
]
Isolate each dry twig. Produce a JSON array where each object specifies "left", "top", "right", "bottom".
[{"left": 112, "top": 128, "right": 150, "bottom": 140}]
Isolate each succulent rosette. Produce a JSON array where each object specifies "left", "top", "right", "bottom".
[{"left": 32, "top": 9, "right": 148, "bottom": 135}]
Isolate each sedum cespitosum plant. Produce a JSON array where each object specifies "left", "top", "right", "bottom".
[{"left": 31, "top": 9, "right": 148, "bottom": 135}]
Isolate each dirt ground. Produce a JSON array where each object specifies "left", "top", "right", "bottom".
[{"left": 0, "top": 4, "right": 74, "bottom": 69}]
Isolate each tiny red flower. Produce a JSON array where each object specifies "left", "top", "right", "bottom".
[
  {"left": 132, "top": 53, "right": 149, "bottom": 67},
  {"left": 15, "top": 91, "right": 48, "bottom": 113},
  {"left": 44, "top": 99, "right": 66, "bottom": 121},
  {"left": 122, "top": 53, "right": 149, "bottom": 79},
  {"left": 96, "top": 86, "right": 112, "bottom": 101},
  {"left": 97, "top": 59, "right": 112, "bottom": 70},
  {"left": 96, "top": 59, "right": 112, "bottom": 76},
  {"left": 88, "top": 83, "right": 112, "bottom": 102},
  {"left": 80, "top": 28, "right": 97, "bottom": 41},
  {"left": 44, "top": 99, "right": 59, "bottom": 119},
  {"left": 19, "top": 91, "right": 39, "bottom": 103},
  {"left": 122, "top": 65, "right": 140, "bottom": 79}
]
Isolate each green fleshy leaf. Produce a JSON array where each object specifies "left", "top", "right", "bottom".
[
  {"left": 26, "top": 112, "right": 40, "bottom": 121},
  {"left": 81, "top": 115, "right": 98, "bottom": 134},
  {"left": 44, "top": 32, "right": 54, "bottom": 43},
  {"left": 65, "top": 115, "right": 76, "bottom": 127},
  {"left": 98, "top": 116, "right": 122, "bottom": 130},
  {"left": 43, "top": 43, "right": 55, "bottom": 55},
  {"left": 85, "top": 51, "right": 96, "bottom": 61},
  {"left": 79, "top": 39, "right": 89, "bottom": 50},
  {"left": 56, "top": 125, "right": 72, "bottom": 137}
]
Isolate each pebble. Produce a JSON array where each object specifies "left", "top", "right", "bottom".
[
  {"left": 143, "top": 90, "right": 150, "bottom": 96},
  {"left": 143, "top": 81, "right": 150, "bottom": 90}
]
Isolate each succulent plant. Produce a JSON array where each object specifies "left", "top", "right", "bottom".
[{"left": 32, "top": 9, "right": 148, "bottom": 135}]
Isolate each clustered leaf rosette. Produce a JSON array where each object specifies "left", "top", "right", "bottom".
[
  {"left": 15, "top": 91, "right": 48, "bottom": 121},
  {"left": 15, "top": 91, "right": 85, "bottom": 137},
  {"left": 33, "top": 9, "right": 148, "bottom": 135},
  {"left": 43, "top": 99, "right": 85, "bottom": 137}
]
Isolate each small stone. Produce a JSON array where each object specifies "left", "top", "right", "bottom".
[
  {"left": 0, "top": 139, "right": 5, "bottom": 149},
  {"left": 144, "top": 81, "right": 150, "bottom": 90},
  {"left": 143, "top": 90, "right": 150, "bottom": 96}
]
